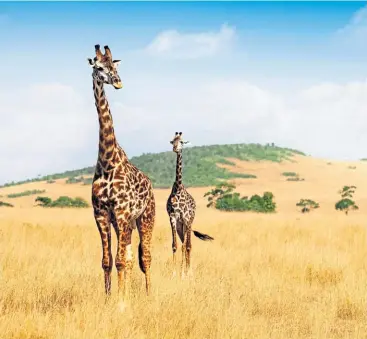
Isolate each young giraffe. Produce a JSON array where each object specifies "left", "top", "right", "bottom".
[
  {"left": 88, "top": 45, "right": 155, "bottom": 301},
  {"left": 166, "top": 132, "right": 214, "bottom": 278}
]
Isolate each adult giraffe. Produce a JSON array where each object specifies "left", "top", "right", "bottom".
[{"left": 88, "top": 45, "right": 155, "bottom": 301}]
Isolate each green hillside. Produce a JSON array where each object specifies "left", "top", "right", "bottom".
[{"left": 1, "top": 143, "right": 305, "bottom": 188}]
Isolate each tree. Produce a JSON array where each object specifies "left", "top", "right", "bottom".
[
  {"left": 204, "top": 182, "right": 236, "bottom": 208},
  {"left": 338, "top": 185, "right": 356, "bottom": 199},
  {"left": 335, "top": 198, "right": 358, "bottom": 215},
  {"left": 296, "top": 199, "right": 319, "bottom": 213},
  {"left": 335, "top": 186, "right": 358, "bottom": 215}
]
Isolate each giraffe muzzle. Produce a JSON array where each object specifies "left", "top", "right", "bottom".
[{"left": 112, "top": 81, "right": 123, "bottom": 89}]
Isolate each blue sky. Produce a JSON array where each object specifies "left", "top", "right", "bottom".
[{"left": 1, "top": 1, "right": 367, "bottom": 184}]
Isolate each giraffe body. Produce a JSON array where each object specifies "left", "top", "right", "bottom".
[
  {"left": 88, "top": 45, "right": 155, "bottom": 299},
  {"left": 166, "top": 132, "right": 213, "bottom": 278}
]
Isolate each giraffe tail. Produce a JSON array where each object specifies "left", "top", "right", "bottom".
[{"left": 193, "top": 230, "right": 214, "bottom": 241}]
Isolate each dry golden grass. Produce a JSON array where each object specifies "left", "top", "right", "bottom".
[{"left": 1, "top": 155, "right": 367, "bottom": 338}]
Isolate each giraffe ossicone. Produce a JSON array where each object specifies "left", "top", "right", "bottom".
[{"left": 89, "top": 44, "right": 156, "bottom": 301}]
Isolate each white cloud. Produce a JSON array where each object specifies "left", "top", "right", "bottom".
[
  {"left": 0, "top": 83, "right": 96, "bottom": 183},
  {"left": 334, "top": 5, "right": 367, "bottom": 50},
  {"left": 145, "top": 24, "right": 236, "bottom": 59},
  {"left": 2, "top": 75, "right": 367, "bottom": 185},
  {"left": 109, "top": 75, "right": 367, "bottom": 162}
]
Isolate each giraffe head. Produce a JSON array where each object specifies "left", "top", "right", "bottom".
[
  {"left": 170, "top": 132, "right": 190, "bottom": 153},
  {"left": 87, "top": 45, "right": 123, "bottom": 89}
]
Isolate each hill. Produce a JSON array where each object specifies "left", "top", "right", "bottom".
[{"left": 0, "top": 143, "right": 305, "bottom": 188}]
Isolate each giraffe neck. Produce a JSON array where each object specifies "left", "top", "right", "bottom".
[
  {"left": 93, "top": 78, "right": 127, "bottom": 165},
  {"left": 175, "top": 151, "right": 183, "bottom": 186}
]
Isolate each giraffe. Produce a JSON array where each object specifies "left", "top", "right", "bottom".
[
  {"left": 166, "top": 132, "right": 214, "bottom": 278},
  {"left": 88, "top": 45, "right": 155, "bottom": 301}
]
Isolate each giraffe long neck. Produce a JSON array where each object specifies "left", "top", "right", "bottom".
[
  {"left": 93, "top": 79, "right": 127, "bottom": 165},
  {"left": 175, "top": 151, "right": 183, "bottom": 186}
]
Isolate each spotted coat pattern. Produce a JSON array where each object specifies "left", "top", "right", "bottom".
[{"left": 166, "top": 132, "right": 213, "bottom": 278}]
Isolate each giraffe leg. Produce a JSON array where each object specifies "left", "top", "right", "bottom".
[
  {"left": 169, "top": 215, "right": 178, "bottom": 277},
  {"left": 185, "top": 225, "right": 193, "bottom": 278},
  {"left": 181, "top": 230, "right": 187, "bottom": 280},
  {"left": 112, "top": 212, "right": 132, "bottom": 302},
  {"left": 137, "top": 196, "right": 155, "bottom": 296},
  {"left": 94, "top": 208, "right": 113, "bottom": 295}
]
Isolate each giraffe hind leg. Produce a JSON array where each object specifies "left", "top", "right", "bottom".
[
  {"left": 111, "top": 210, "right": 133, "bottom": 302},
  {"left": 176, "top": 219, "right": 184, "bottom": 243},
  {"left": 136, "top": 195, "right": 155, "bottom": 296}
]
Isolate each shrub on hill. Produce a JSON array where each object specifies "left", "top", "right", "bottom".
[
  {"left": 35, "top": 196, "right": 89, "bottom": 208},
  {"left": 7, "top": 189, "right": 46, "bottom": 199},
  {"left": 335, "top": 186, "right": 358, "bottom": 215},
  {"left": 66, "top": 176, "right": 84, "bottom": 184},
  {"left": 82, "top": 178, "right": 93, "bottom": 185},
  {"left": 47, "top": 180, "right": 56, "bottom": 184},
  {"left": 204, "top": 183, "right": 276, "bottom": 213},
  {"left": 296, "top": 199, "right": 319, "bottom": 213},
  {"left": 0, "top": 143, "right": 304, "bottom": 188},
  {"left": 282, "top": 172, "right": 305, "bottom": 181},
  {"left": 0, "top": 201, "right": 13, "bottom": 207},
  {"left": 282, "top": 171, "right": 298, "bottom": 177}
]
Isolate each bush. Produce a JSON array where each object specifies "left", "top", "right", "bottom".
[
  {"left": 82, "top": 178, "right": 93, "bottom": 185},
  {"left": 296, "top": 199, "right": 319, "bottom": 213},
  {"left": 66, "top": 176, "right": 84, "bottom": 184},
  {"left": 0, "top": 201, "right": 13, "bottom": 207},
  {"left": 35, "top": 196, "right": 89, "bottom": 208},
  {"left": 282, "top": 172, "right": 298, "bottom": 177},
  {"left": 7, "top": 189, "right": 46, "bottom": 199},
  {"left": 47, "top": 180, "right": 56, "bottom": 184},
  {"left": 215, "top": 191, "right": 276, "bottom": 213}
]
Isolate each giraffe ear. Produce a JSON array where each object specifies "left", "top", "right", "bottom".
[
  {"left": 87, "top": 58, "right": 95, "bottom": 67},
  {"left": 113, "top": 60, "right": 121, "bottom": 67},
  {"left": 170, "top": 140, "right": 174, "bottom": 144}
]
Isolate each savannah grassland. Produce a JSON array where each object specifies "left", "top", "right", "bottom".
[{"left": 1, "top": 155, "right": 367, "bottom": 339}]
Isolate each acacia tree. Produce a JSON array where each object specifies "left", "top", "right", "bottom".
[
  {"left": 296, "top": 199, "right": 319, "bottom": 213},
  {"left": 204, "top": 182, "right": 236, "bottom": 208},
  {"left": 335, "top": 185, "right": 359, "bottom": 215}
]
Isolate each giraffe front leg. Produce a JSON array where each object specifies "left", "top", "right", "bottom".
[
  {"left": 94, "top": 208, "right": 113, "bottom": 295},
  {"left": 169, "top": 215, "right": 178, "bottom": 277}
]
